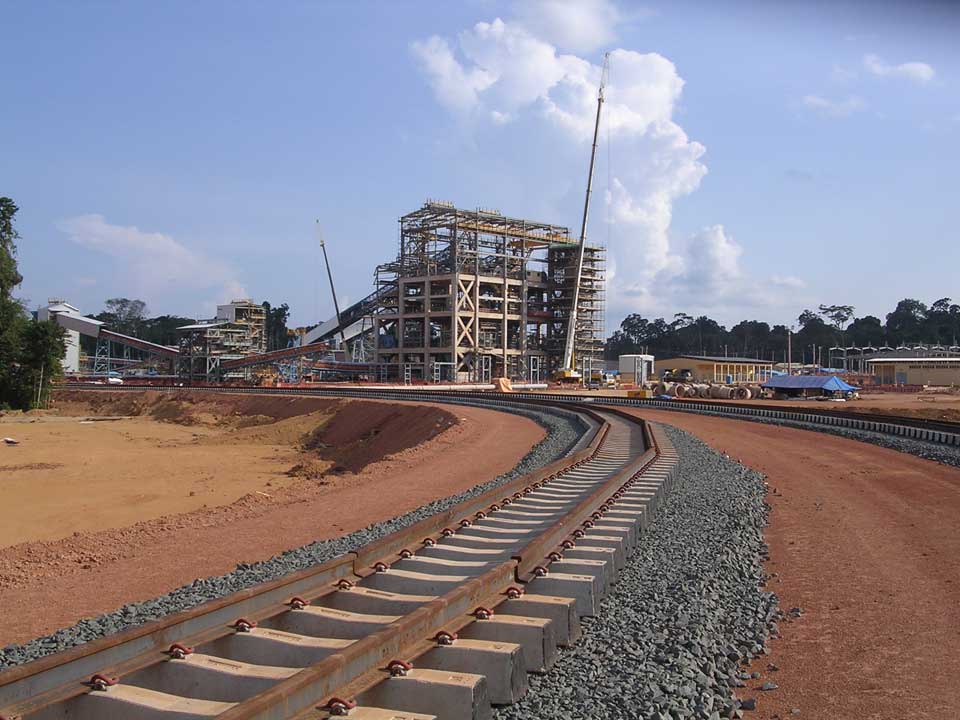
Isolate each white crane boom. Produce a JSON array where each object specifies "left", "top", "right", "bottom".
[{"left": 560, "top": 52, "right": 609, "bottom": 375}]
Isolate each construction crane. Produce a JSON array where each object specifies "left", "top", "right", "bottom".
[
  {"left": 557, "top": 51, "right": 609, "bottom": 381},
  {"left": 316, "top": 220, "right": 347, "bottom": 348}
]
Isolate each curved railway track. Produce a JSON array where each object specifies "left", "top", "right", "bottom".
[
  {"left": 82, "top": 384, "right": 960, "bottom": 446},
  {"left": 0, "top": 399, "right": 678, "bottom": 720}
]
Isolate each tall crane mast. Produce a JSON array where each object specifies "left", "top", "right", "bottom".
[
  {"left": 561, "top": 52, "right": 609, "bottom": 375},
  {"left": 317, "top": 220, "right": 347, "bottom": 348}
]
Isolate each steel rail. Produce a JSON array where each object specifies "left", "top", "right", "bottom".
[{"left": 0, "top": 395, "right": 676, "bottom": 720}]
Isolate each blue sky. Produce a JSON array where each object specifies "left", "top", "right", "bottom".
[{"left": 3, "top": 0, "right": 958, "bottom": 331}]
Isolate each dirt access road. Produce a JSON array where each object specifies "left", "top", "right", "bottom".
[
  {"left": 625, "top": 408, "right": 960, "bottom": 720},
  {"left": 0, "top": 391, "right": 544, "bottom": 645}
]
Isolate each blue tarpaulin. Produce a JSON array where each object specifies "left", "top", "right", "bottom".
[{"left": 762, "top": 375, "right": 858, "bottom": 391}]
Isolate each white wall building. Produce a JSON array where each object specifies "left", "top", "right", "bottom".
[
  {"left": 37, "top": 299, "right": 82, "bottom": 373},
  {"left": 618, "top": 354, "right": 655, "bottom": 384}
]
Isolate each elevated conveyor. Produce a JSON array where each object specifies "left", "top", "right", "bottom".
[{"left": 52, "top": 311, "right": 179, "bottom": 358}]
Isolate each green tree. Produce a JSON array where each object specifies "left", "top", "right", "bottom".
[
  {"left": 0, "top": 198, "right": 66, "bottom": 409},
  {"left": 95, "top": 297, "right": 148, "bottom": 336},
  {"left": 262, "top": 301, "right": 291, "bottom": 351},
  {"left": 798, "top": 309, "right": 820, "bottom": 328},
  {"left": 730, "top": 320, "right": 771, "bottom": 357},
  {"left": 140, "top": 314, "right": 196, "bottom": 347},
  {"left": 885, "top": 299, "right": 928, "bottom": 344},
  {"left": 925, "top": 298, "right": 960, "bottom": 345},
  {"left": 0, "top": 197, "right": 23, "bottom": 296},
  {"left": 0, "top": 199, "right": 25, "bottom": 405},
  {"left": 847, "top": 315, "right": 884, "bottom": 346},
  {"left": 818, "top": 304, "right": 855, "bottom": 331},
  {"left": 12, "top": 319, "right": 65, "bottom": 408}
]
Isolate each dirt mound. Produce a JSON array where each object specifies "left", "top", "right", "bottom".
[
  {"left": 303, "top": 401, "right": 457, "bottom": 473},
  {"left": 52, "top": 390, "right": 343, "bottom": 428}
]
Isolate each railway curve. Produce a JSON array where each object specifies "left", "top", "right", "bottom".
[{"left": 0, "top": 394, "right": 677, "bottom": 720}]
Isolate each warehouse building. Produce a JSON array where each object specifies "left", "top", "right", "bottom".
[
  {"left": 867, "top": 357, "right": 960, "bottom": 386},
  {"left": 656, "top": 354, "right": 774, "bottom": 383}
]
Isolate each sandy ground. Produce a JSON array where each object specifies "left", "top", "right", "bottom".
[
  {"left": 0, "top": 393, "right": 458, "bottom": 547},
  {"left": 0, "top": 393, "right": 544, "bottom": 646},
  {"left": 623, "top": 408, "right": 960, "bottom": 720},
  {"left": 0, "top": 414, "right": 332, "bottom": 546}
]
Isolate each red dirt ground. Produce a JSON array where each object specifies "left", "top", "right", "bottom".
[
  {"left": 0, "top": 396, "right": 544, "bottom": 646},
  {"left": 623, "top": 408, "right": 960, "bottom": 720},
  {"left": 302, "top": 401, "right": 456, "bottom": 473}
]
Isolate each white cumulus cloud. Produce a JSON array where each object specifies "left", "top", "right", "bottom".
[
  {"left": 411, "top": 10, "right": 806, "bottom": 321},
  {"left": 513, "top": 0, "right": 620, "bottom": 53},
  {"left": 801, "top": 94, "right": 866, "bottom": 118},
  {"left": 57, "top": 214, "right": 247, "bottom": 314},
  {"left": 771, "top": 275, "right": 806, "bottom": 290},
  {"left": 863, "top": 53, "right": 935, "bottom": 84}
]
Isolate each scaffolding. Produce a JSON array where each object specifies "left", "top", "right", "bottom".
[
  {"left": 176, "top": 321, "right": 255, "bottom": 382},
  {"left": 373, "top": 201, "right": 605, "bottom": 382},
  {"left": 216, "top": 300, "right": 266, "bottom": 353}
]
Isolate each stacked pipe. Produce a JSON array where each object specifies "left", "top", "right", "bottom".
[{"left": 656, "top": 381, "right": 763, "bottom": 400}]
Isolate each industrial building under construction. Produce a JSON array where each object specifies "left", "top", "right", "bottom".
[{"left": 369, "top": 201, "right": 605, "bottom": 383}]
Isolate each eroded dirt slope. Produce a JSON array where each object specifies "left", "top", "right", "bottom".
[{"left": 0, "top": 391, "right": 456, "bottom": 547}]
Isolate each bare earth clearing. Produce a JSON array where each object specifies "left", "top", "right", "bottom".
[{"left": 0, "top": 391, "right": 544, "bottom": 645}]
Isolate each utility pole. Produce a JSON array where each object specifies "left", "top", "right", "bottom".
[
  {"left": 36, "top": 363, "right": 44, "bottom": 408},
  {"left": 787, "top": 328, "right": 793, "bottom": 376},
  {"left": 317, "top": 221, "right": 347, "bottom": 349}
]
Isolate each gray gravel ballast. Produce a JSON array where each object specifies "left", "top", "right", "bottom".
[{"left": 496, "top": 424, "right": 779, "bottom": 720}]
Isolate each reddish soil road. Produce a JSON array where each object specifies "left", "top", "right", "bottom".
[
  {"left": 624, "top": 408, "right": 960, "bottom": 720},
  {"left": 0, "top": 402, "right": 544, "bottom": 646}
]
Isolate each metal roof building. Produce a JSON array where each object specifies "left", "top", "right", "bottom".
[
  {"left": 656, "top": 354, "right": 774, "bottom": 383},
  {"left": 867, "top": 357, "right": 960, "bottom": 386}
]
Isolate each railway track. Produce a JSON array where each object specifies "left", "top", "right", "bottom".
[
  {"left": 0, "top": 401, "right": 678, "bottom": 720},
  {"left": 61, "top": 383, "right": 960, "bottom": 446}
]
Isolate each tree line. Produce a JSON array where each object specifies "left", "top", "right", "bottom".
[
  {"left": 0, "top": 198, "right": 66, "bottom": 409},
  {"left": 605, "top": 300, "right": 960, "bottom": 364}
]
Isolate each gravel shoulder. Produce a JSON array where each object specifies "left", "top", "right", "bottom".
[
  {"left": 625, "top": 408, "right": 960, "bottom": 720},
  {"left": 497, "top": 423, "right": 776, "bottom": 720},
  {"left": 0, "top": 400, "right": 583, "bottom": 667}
]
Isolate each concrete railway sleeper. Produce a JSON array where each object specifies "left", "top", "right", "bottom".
[{"left": 0, "top": 403, "right": 678, "bottom": 720}]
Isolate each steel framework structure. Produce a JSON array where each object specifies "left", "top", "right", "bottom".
[{"left": 373, "top": 201, "right": 604, "bottom": 381}]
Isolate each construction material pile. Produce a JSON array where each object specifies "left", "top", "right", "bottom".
[{"left": 654, "top": 382, "right": 766, "bottom": 400}]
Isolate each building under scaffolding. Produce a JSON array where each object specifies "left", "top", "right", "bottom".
[
  {"left": 216, "top": 299, "right": 266, "bottom": 354},
  {"left": 373, "top": 201, "right": 605, "bottom": 382},
  {"left": 176, "top": 300, "right": 268, "bottom": 381}
]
